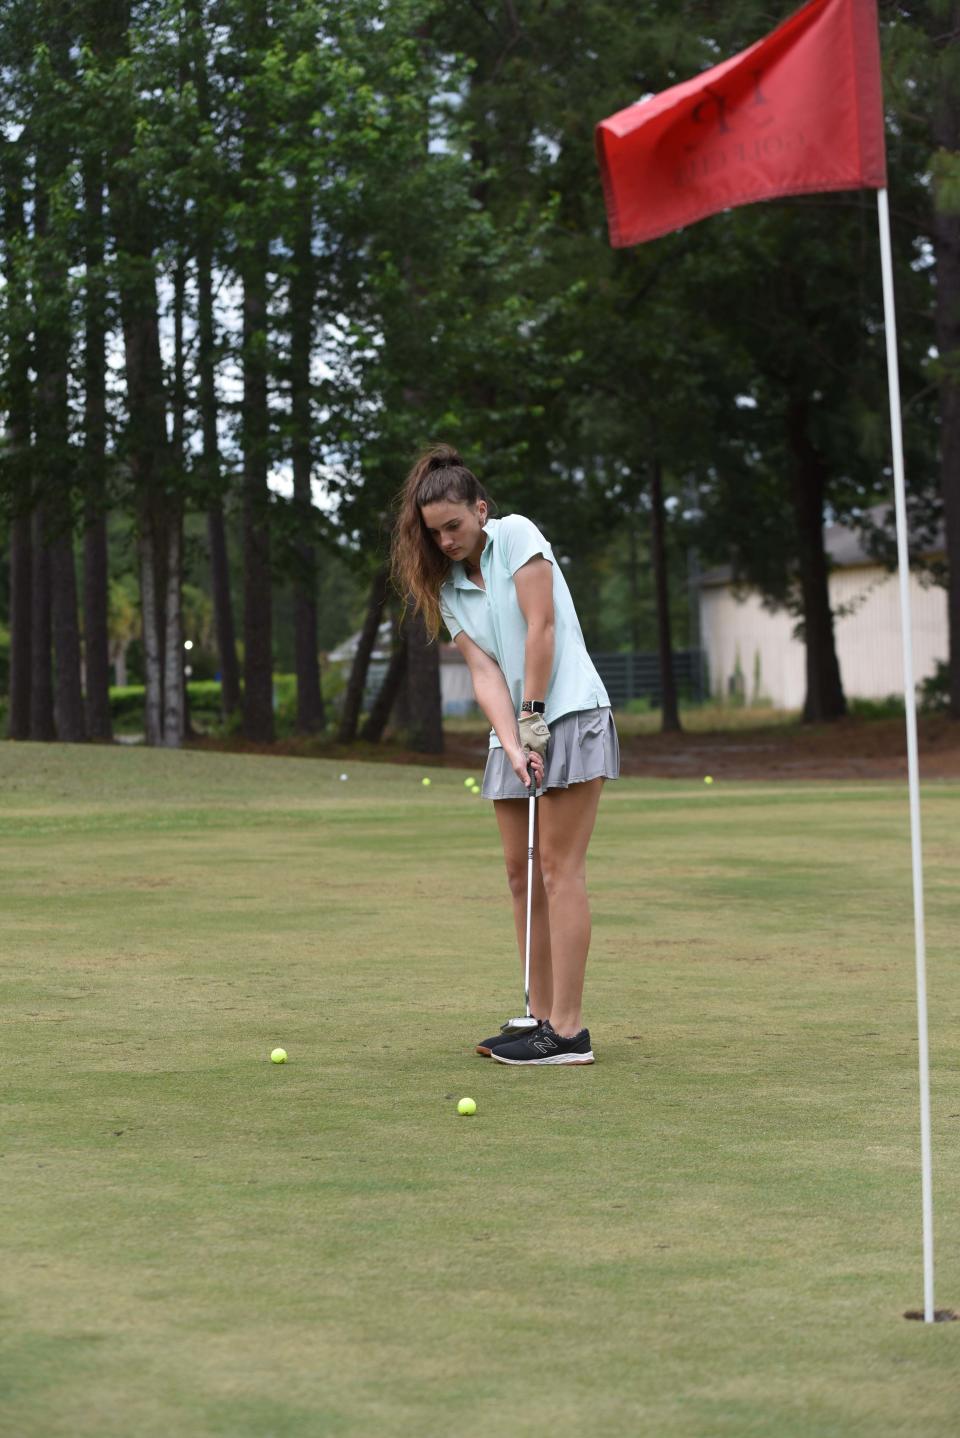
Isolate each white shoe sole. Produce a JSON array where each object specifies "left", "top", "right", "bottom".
[{"left": 491, "top": 1050, "right": 595, "bottom": 1066}]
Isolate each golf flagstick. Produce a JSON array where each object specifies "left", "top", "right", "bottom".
[
  {"left": 510, "top": 761, "right": 540, "bottom": 1031},
  {"left": 877, "top": 186, "right": 935, "bottom": 1322}
]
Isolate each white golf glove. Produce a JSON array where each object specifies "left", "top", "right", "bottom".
[{"left": 518, "top": 712, "right": 550, "bottom": 759}]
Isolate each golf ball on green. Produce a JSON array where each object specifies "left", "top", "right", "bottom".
[
  {"left": 457, "top": 1097, "right": 477, "bottom": 1116},
  {"left": 704, "top": 775, "right": 714, "bottom": 785},
  {"left": 271, "top": 1048, "right": 287, "bottom": 1064},
  {"left": 464, "top": 777, "right": 476, "bottom": 788},
  {"left": 422, "top": 777, "right": 432, "bottom": 787}
]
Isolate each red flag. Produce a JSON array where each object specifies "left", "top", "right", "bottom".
[{"left": 596, "top": 0, "right": 886, "bottom": 248}]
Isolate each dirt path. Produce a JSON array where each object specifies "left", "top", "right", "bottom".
[
  {"left": 191, "top": 715, "right": 960, "bottom": 782},
  {"left": 611, "top": 715, "right": 960, "bottom": 781}
]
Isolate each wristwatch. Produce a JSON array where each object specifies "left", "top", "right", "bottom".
[{"left": 520, "top": 700, "right": 546, "bottom": 714}]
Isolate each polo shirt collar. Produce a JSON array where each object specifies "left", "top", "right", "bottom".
[{"left": 451, "top": 517, "right": 498, "bottom": 589}]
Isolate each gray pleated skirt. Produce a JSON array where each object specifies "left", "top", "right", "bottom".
[{"left": 481, "top": 706, "right": 620, "bottom": 800}]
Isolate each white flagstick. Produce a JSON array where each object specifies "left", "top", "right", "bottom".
[{"left": 876, "top": 186, "right": 935, "bottom": 1323}]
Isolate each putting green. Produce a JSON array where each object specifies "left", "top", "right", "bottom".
[{"left": 2, "top": 742, "right": 957, "bottom": 1436}]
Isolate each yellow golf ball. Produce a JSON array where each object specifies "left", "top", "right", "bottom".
[
  {"left": 422, "top": 777, "right": 432, "bottom": 787},
  {"left": 464, "top": 777, "right": 476, "bottom": 788},
  {"left": 704, "top": 775, "right": 714, "bottom": 785},
  {"left": 270, "top": 1048, "right": 287, "bottom": 1064},
  {"left": 457, "top": 1097, "right": 477, "bottom": 1116}
]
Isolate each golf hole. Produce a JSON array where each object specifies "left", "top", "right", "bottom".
[{"left": 902, "top": 1309, "right": 958, "bottom": 1322}]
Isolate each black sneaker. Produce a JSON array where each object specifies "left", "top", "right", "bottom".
[
  {"left": 475, "top": 1019, "right": 542, "bottom": 1057},
  {"left": 490, "top": 1020, "right": 595, "bottom": 1066}
]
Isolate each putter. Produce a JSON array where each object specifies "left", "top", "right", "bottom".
[{"left": 507, "top": 760, "right": 540, "bottom": 1032}]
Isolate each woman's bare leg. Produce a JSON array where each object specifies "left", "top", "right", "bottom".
[
  {"left": 493, "top": 798, "right": 553, "bottom": 1020},
  {"left": 536, "top": 778, "right": 604, "bottom": 1037}
]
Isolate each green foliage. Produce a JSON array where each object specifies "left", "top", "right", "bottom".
[
  {"left": 932, "top": 148, "right": 960, "bottom": 215},
  {"left": 110, "top": 679, "right": 245, "bottom": 733},
  {"left": 0, "top": 0, "right": 950, "bottom": 705},
  {"left": 919, "top": 660, "right": 951, "bottom": 713},
  {"left": 847, "top": 694, "right": 906, "bottom": 720}
]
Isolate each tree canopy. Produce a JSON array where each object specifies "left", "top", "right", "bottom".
[{"left": 0, "top": 0, "right": 955, "bottom": 742}]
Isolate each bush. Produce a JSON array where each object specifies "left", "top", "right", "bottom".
[
  {"left": 111, "top": 680, "right": 240, "bottom": 734},
  {"left": 187, "top": 681, "right": 229, "bottom": 727},
  {"left": 110, "top": 685, "right": 150, "bottom": 732},
  {"left": 847, "top": 695, "right": 905, "bottom": 720},
  {"left": 918, "top": 661, "right": 950, "bottom": 714}
]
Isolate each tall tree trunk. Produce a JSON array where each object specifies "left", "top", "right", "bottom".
[
  {"left": 30, "top": 504, "right": 55, "bottom": 741},
  {"left": 405, "top": 609, "right": 444, "bottom": 754},
  {"left": 290, "top": 179, "right": 324, "bottom": 734},
  {"left": 786, "top": 394, "right": 846, "bottom": 723},
  {"left": 650, "top": 456, "right": 681, "bottom": 733},
  {"left": 241, "top": 235, "right": 274, "bottom": 742},
  {"left": 163, "top": 236, "right": 188, "bottom": 749},
  {"left": 207, "top": 500, "right": 241, "bottom": 717},
  {"left": 931, "top": 12, "right": 960, "bottom": 718},
  {"left": 2, "top": 135, "right": 33, "bottom": 739},
  {"left": 197, "top": 222, "right": 239, "bottom": 719},
  {"left": 390, "top": 607, "right": 413, "bottom": 733},
  {"left": 102, "top": 0, "right": 169, "bottom": 745},
  {"left": 50, "top": 532, "right": 87, "bottom": 742},
  {"left": 338, "top": 563, "right": 390, "bottom": 743},
  {"left": 361, "top": 633, "right": 409, "bottom": 742},
  {"left": 239, "top": 7, "right": 274, "bottom": 744},
  {"left": 35, "top": 134, "right": 86, "bottom": 742},
  {"left": 188, "top": 0, "right": 240, "bottom": 722},
  {"left": 163, "top": 517, "right": 185, "bottom": 747},
  {"left": 82, "top": 146, "right": 112, "bottom": 741},
  {"left": 139, "top": 526, "right": 164, "bottom": 742},
  {"left": 9, "top": 506, "right": 33, "bottom": 740}
]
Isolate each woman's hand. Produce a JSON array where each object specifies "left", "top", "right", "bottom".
[
  {"left": 518, "top": 711, "right": 550, "bottom": 758},
  {"left": 506, "top": 744, "right": 544, "bottom": 789}
]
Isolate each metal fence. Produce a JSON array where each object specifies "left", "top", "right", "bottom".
[
  {"left": 589, "top": 649, "right": 705, "bottom": 708},
  {"left": 362, "top": 648, "right": 706, "bottom": 716}
]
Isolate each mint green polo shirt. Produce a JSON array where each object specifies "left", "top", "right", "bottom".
[{"left": 439, "top": 515, "right": 609, "bottom": 749}]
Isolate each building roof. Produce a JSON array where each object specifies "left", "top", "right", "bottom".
[{"left": 700, "top": 505, "right": 944, "bottom": 589}]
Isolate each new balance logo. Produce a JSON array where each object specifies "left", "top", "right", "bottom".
[{"left": 533, "top": 1035, "right": 557, "bottom": 1055}]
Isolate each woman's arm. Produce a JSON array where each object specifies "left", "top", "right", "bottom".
[
  {"left": 513, "top": 557, "right": 555, "bottom": 702},
  {"left": 454, "top": 631, "right": 542, "bottom": 786}
]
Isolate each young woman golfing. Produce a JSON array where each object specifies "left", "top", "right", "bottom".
[{"left": 392, "top": 444, "right": 619, "bottom": 1066}]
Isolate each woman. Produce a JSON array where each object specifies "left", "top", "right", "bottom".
[{"left": 391, "top": 445, "right": 619, "bottom": 1066}]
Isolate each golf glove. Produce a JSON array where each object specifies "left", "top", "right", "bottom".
[{"left": 518, "top": 711, "right": 550, "bottom": 758}]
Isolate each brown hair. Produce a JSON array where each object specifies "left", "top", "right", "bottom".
[{"left": 390, "top": 444, "right": 493, "bottom": 640}]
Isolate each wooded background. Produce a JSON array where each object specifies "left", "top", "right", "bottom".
[{"left": 1, "top": 0, "right": 957, "bottom": 751}]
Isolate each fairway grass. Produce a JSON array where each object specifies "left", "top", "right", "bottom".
[{"left": 2, "top": 743, "right": 958, "bottom": 1437}]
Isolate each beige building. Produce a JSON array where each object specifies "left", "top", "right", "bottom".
[{"left": 699, "top": 518, "right": 947, "bottom": 711}]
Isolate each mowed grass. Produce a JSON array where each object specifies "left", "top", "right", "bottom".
[{"left": 1, "top": 743, "right": 958, "bottom": 1438}]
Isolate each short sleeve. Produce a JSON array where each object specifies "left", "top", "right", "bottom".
[
  {"left": 499, "top": 514, "right": 554, "bottom": 577},
  {"left": 439, "top": 589, "right": 461, "bottom": 639}
]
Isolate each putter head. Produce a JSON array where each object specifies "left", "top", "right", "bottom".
[{"left": 506, "top": 1016, "right": 539, "bottom": 1031}]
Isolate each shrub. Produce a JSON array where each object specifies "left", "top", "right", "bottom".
[
  {"left": 918, "top": 661, "right": 950, "bottom": 714},
  {"left": 847, "top": 695, "right": 905, "bottom": 720}
]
